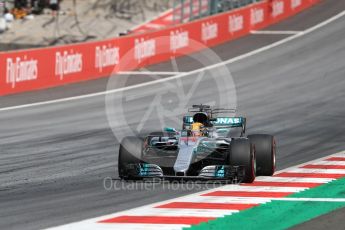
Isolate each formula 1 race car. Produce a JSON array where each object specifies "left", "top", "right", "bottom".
[{"left": 118, "top": 105, "right": 276, "bottom": 183}]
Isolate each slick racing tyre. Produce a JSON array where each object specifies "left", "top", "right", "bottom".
[
  {"left": 229, "top": 138, "right": 256, "bottom": 183},
  {"left": 247, "top": 134, "right": 276, "bottom": 176},
  {"left": 118, "top": 136, "right": 143, "bottom": 179}
]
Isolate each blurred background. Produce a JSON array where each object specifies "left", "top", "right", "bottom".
[{"left": 0, "top": 0, "right": 261, "bottom": 50}]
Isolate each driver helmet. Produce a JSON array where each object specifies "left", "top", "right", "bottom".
[{"left": 191, "top": 122, "right": 204, "bottom": 137}]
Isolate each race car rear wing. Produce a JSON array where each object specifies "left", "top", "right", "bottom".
[{"left": 183, "top": 116, "right": 246, "bottom": 128}]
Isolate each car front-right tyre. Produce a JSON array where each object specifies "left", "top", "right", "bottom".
[
  {"left": 247, "top": 134, "right": 276, "bottom": 176},
  {"left": 229, "top": 138, "right": 256, "bottom": 183}
]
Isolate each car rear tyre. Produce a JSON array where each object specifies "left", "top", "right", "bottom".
[
  {"left": 247, "top": 134, "right": 276, "bottom": 176},
  {"left": 118, "top": 136, "right": 143, "bottom": 179},
  {"left": 229, "top": 138, "right": 255, "bottom": 183}
]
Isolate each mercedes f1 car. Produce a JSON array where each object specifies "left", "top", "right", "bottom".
[{"left": 118, "top": 105, "right": 276, "bottom": 183}]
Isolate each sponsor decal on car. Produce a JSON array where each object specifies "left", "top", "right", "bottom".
[
  {"left": 184, "top": 116, "right": 242, "bottom": 125},
  {"left": 180, "top": 136, "right": 198, "bottom": 144},
  {"left": 214, "top": 117, "right": 242, "bottom": 125},
  {"left": 6, "top": 57, "right": 38, "bottom": 88}
]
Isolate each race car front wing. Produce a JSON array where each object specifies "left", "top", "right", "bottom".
[{"left": 122, "top": 163, "right": 246, "bottom": 183}]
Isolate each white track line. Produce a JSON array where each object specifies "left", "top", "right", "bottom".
[
  {"left": 270, "top": 198, "right": 345, "bottom": 202},
  {"left": 118, "top": 71, "right": 186, "bottom": 75},
  {"left": 1, "top": 10, "right": 345, "bottom": 113},
  {"left": 176, "top": 196, "right": 271, "bottom": 204},
  {"left": 250, "top": 30, "right": 303, "bottom": 35},
  {"left": 178, "top": 197, "right": 345, "bottom": 204},
  {"left": 285, "top": 168, "right": 345, "bottom": 174},
  {"left": 208, "top": 185, "right": 306, "bottom": 193},
  {"left": 254, "top": 176, "right": 333, "bottom": 183},
  {"left": 120, "top": 208, "right": 237, "bottom": 217},
  {"left": 310, "top": 161, "right": 345, "bottom": 166},
  {"left": 94, "top": 224, "right": 189, "bottom": 230}
]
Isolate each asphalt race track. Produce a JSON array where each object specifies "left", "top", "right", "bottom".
[{"left": 1, "top": 0, "right": 345, "bottom": 229}]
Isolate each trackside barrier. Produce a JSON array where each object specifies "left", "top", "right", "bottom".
[{"left": 0, "top": 0, "right": 320, "bottom": 96}]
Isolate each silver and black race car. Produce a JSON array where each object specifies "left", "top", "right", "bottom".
[{"left": 118, "top": 105, "right": 276, "bottom": 183}]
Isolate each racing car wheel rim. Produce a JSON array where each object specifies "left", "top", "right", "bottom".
[
  {"left": 272, "top": 138, "right": 276, "bottom": 173},
  {"left": 252, "top": 145, "right": 256, "bottom": 178}
]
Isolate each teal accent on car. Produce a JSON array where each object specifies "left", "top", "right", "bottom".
[
  {"left": 183, "top": 116, "right": 244, "bottom": 127},
  {"left": 139, "top": 164, "right": 150, "bottom": 176},
  {"left": 215, "top": 165, "right": 225, "bottom": 178},
  {"left": 164, "top": 127, "right": 177, "bottom": 132}
]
